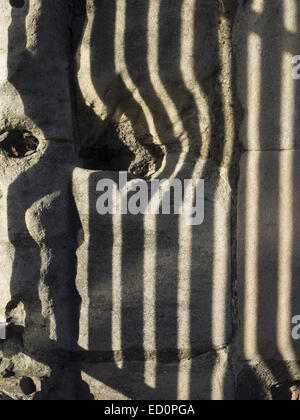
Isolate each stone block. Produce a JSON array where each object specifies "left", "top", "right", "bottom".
[
  {"left": 73, "top": 158, "right": 232, "bottom": 355},
  {"left": 81, "top": 350, "right": 234, "bottom": 400},
  {"left": 234, "top": 0, "right": 300, "bottom": 150},
  {"left": 238, "top": 150, "right": 300, "bottom": 360}
]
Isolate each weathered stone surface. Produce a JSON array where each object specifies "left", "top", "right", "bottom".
[
  {"left": 73, "top": 158, "right": 232, "bottom": 356},
  {"left": 1, "top": 0, "right": 287, "bottom": 401},
  {"left": 0, "top": 377, "right": 35, "bottom": 400},
  {"left": 238, "top": 150, "right": 300, "bottom": 360},
  {"left": 0, "top": 0, "right": 72, "bottom": 140},
  {"left": 81, "top": 350, "right": 234, "bottom": 400},
  {"left": 0, "top": 147, "right": 232, "bottom": 358},
  {"left": 0, "top": 351, "right": 50, "bottom": 379},
  {"left": 237, "top": 360, "right": 300, "bottom": 401},
  {"left": 0, "top": 141, "right": 82, "bottom": 353},
  {"left": 234, "top": 0, "right": 300, "bottom": 150},
  {"left": 74, "top": 0, "right": 219, "bottom": 174},
  {"left": 0, "top": 0, "right": 237, "bottom": 400}
]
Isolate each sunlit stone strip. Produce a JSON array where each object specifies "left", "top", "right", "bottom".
[
  {"left": 181, "top": 0, "right": 231, "bottom": 398},
  {"left": 77, "top": 236, "right": 89, "bottom": 350},
  {"left": 177, "top": 197, "right": 192, "bottom": 400},
  {"left": 146, "top": 0, "right": 194, "bottom": 393},
  {"left": 243, "top": 34, "right": 262, "bottom": 357},
  {"left": 211, "top": 350, "right": 229, "bottom": 400},
  {"left": 176, "top": 1, "right": 203, "bottom": 399},
  {"left": 177, "top": 359, "right": 192, "bottom": 400},
  {"left": 0, "top": 182, "right": 12, "bottom": 324},
  {"left": 143, "top": 212, "right": 157, "bottom": 388},
  {"left": 218, "top": 16, "right": 235, "bottom": 168},
  {"left": 177, "top": 210, "right": 192, "bottom": 351},
  {"left": 210, "top": 168, "right": 231, "bottom": 399},
  {"left": 39, "top": 243, "right": 56, "bottom": 341},
  {"left": 277, "top": 151, "right": 295, "bottom": 361},
  {"left": 0, "top": 3, "right": 24, "bottom": 121},
  {"left": 251, "top": 0, "right": 264, "bottom": 15},
  {"left": 73, "top": 169, "right": 89, "bottom": 350},
  {"left": 277, "top": 49, "right": 296, "bottom": 362},
  {"left": 244, "top": 151, "right": 260, "bottom": 359},
  {"left": 209, "top": 7, "right": 235, "bottom": 398},
  {"left": 148, "top": 0, "right": 188, "bottom": 178},
  {"left": 112, "top": 212, "right": 123, "bottom": 369},
  {"left": 76, "top": 9, "right": 107, "bottom": 120},
  {"left": 283, "top": 0, "right": 298, "bottom": 34},
  {"left": 115, "top": 0, "right": 158, "bottom": 147},
  {"left": 0, "top": 3, "right": 10, "bottom": 82},
  {"left": 180, "top": 0, "right": 211, "bottom": 159},
  {"left": 211, "top": 361, "right": 221, "bottom": 401},
  {"left": 180, "top": 0, "right": 223, "bottom": 399},
  {"left": 247, "top": 33, "right": 262, "bottom": 150},
  {"left": 212, "top": 174, "right": 230, "bottom": 349},
  {"left": 280, "top": 52, "right": 295, "bottom": 149}
]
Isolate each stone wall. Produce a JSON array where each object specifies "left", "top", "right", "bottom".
[{"left": 0, "top": 0, "right": 299, "bottom": 400}]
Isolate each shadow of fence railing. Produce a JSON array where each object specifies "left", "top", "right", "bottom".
[{"left": 5, "top": 0, "right": 300, "bottom": 400}]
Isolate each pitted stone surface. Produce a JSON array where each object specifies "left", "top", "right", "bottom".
[
  {"left": 0, "top": 0, "right": 72, "bottom": 140},
  {"left": 74, "top": 0, "right": 219, "bottom": 175}
]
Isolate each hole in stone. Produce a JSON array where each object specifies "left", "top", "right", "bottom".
[
  {"left": 3, "top": 370, "right": 15, "bottom": 379},
  {"left": 79, "top": 124, "right": 135, "bottom": 172},
  {"left": 0, "top": 360, "right": 14, "bottom": 379},
  {"left": 271, "top": 384, "right": 293, "bottom": 401},
  {"left": 0, "top": 130, "right": 39, "bottom": 158},
  {"left": 79, "top": 122, "right": 163, "bottom": 178},
  {"left": 20, "top": 377, "right": 36, "bottom": 396},
  {"left": 9, "top": 0, "right": 25, "bottom": 8}
]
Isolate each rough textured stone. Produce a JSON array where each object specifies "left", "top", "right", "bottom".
[
  {"left": 74, "top": 0, "right": 219, "bottom": 175},
  {"left": 236, "top": 360, "right": 300, "bottom": 401},
  {"left": 0, "top": 141, "right": 82, "bottom": 354},
  {"left": 0, "top": 0, "right": 72, "bottom": 140},
  {"left": 73, "top": 158, "right": 232, "bottom": 355},
  {"left": 81, "top": 350, "right": 234, "bottom": 400}
]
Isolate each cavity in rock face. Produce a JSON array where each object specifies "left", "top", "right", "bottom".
[
  {"left": 0, "top": 131, "right": 39, "bottom": 158},
  {"left": 19, "top": 377, "right": 36, "bottom": 396},
  {"left": 79, "top": 121, "right": 164, "bottom": 178},
  {"left": 9, "top": 0, "right": 25, "bottom": 8}
]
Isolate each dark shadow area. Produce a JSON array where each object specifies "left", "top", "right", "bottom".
[
  {"left": 79, "top": 123, "right": 135, "bottom": 171},
  {"left": 5, "top": 1, "right": 93, "bottom": 400},
  {"left": 5, "top": 142, "right": 93, "bottom": 400},
  {"left": 0, "top": 130, "right": 39, "bottom": 158},
  {"left": 9, "top": 0, "right": 25, "bottom": 8}
]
